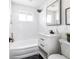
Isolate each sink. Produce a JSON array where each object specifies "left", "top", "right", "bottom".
[{"left": 39, "top": 33, "right": 59, "bottom": 37}]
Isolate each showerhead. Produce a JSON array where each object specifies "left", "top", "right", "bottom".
[{"left": 37, "top": 9, "right": 42, "bottom": 13}]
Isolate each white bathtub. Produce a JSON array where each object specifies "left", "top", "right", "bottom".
[{"left": 9, "top": 39, "right": 39, "bottom": 59}]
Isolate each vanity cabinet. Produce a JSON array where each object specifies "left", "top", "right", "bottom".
[{"left": 39, "top": 33, "right": 60, "bottom": 57}]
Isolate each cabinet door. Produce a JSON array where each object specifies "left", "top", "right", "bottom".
[{"left": 44, "top": 36, "right": 60, "bottom": 55}]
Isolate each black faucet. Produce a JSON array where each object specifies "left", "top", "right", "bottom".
[
  {"left": 9, "top": 37, "right": 14, "bottom": 42},
  {"left": 50, "top": 30, "right": 54, "bottom": 34}
]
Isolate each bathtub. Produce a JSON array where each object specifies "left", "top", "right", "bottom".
[{"left": 9, "top": 39, "right": 39, "bottom": 59}]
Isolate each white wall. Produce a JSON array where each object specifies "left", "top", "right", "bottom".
[
  {"left": 9, "top": 2, "right": 39, "bottom": 41},
  {"left": 9, "top": 0, "right": 70, "bottom": 41},
  {"left": 39, "top": 0, "right": 70, "bottom": 40}
]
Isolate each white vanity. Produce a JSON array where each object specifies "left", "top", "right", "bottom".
[{"left": 38, "top": 33, "right": 60, "bottom": 59}]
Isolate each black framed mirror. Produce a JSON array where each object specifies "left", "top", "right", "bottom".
[
  {"left": 46, "top": 0, "right": 61, "bottom": 26},
  {"left": 65, "top": 7, "right": 70, "bottom": 25}
]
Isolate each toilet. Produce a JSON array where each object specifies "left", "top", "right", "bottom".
[
  {"left": 48, "top": 39, "right": 70, "bottom": 59},
  {"left": 48, "top": 54, "right": 68, "bottom": 59}
]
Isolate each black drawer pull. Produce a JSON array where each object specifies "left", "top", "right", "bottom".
[
  {"left": 40, "top": 44, "right": 44, "bottom": 47},
  {"left": 40, "top": 38, "right": 45, "bottom": 41}
]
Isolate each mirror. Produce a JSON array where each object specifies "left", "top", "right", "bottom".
[
  {"left": 46, "top": 0, "right": 61, "bottom": 26},
  {"left": 65, "top": 7, "right": 70, "bottom": 25}
]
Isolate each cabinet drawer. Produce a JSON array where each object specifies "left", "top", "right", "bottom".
[
  {"left": 38, "top": 38, "right": 45, "bottom": 45},
  {"left": 40, "top": 44, "right": 45, "bottom": 47},
  {"left": 40, "top": 38, "right": 45, "bottom": 41},
  {"left": 39, "top": 43, "right": 48, "bottom": 52}
]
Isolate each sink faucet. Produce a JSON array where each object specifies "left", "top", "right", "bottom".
[{"left": 49, "top": 30, "right": 54, "bottom": 34}]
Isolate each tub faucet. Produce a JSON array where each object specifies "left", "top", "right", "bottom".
[{"left": 9, "top": 32, "right": 14, "bottom": 43}]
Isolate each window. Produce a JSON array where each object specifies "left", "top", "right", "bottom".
[
  {"left": 19, "top": 13, "right": 26, "bottom": 21},
  {"left": 27, "top": 15, "right": 33, "bottom": 21},
  {"left": 19, "top": 13, "right": 33, "bottom": 22}
]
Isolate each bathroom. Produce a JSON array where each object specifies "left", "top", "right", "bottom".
[{"left": 9, "top": 0, "right": 70, "bottom": 59}]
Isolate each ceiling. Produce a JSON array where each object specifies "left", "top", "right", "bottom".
[{"left": 12, "top": 0, "right": 47, "bottom": 8}]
